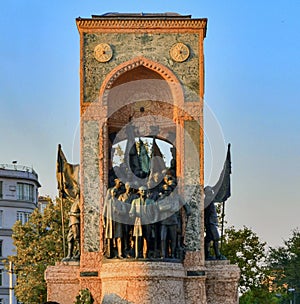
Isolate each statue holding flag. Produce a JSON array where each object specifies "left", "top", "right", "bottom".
[
  {"left": 56, "top": 144, "right": 80, "bottom": 261},
  {"left": 63, "top": 195, "right": 80, "bottom": 261},
  {"left": 204, "top": 186, "right": 224, "bottom": 260},
  {"left": 204, "top": 143, "right": 231, "bottom": 260}
]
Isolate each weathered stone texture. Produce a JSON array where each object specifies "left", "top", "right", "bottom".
[
  {"left": 83, "top": 33, "right": 199, "bottom": 103},
  {"left": 45, "top": 262, "right": 80, "bottom": 304},
  {"left": 184, "top": 185, "right": 202, "bottom": 253},
  {"left": 184, "top": 276, "right": 207, "bottom": 304},
  {"left": 205, "top": 260, "right": 240, "bottom": 304},
  {"left": 82, "top": 120, "right": 100, "bottom": 252},
  {"left": 101, "top": 261, "right": 186, "bottom": 304}
]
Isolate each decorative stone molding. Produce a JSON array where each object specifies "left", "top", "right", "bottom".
[{"left": 76, "top": 18, "right": 207, "bottom": 35}]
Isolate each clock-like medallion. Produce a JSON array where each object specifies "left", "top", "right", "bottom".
[
  {"left": 170, "top": 42, "right": 190, "bottom": 62},
  {"left": 94, "top": 43, "right": 113, "bottom": 62}
]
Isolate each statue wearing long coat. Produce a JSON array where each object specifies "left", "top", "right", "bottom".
[
  {"left": 103, "top": 188, "right": 125, "bottom": 239},
  {"left": 129, "top": 197, "right": 155, "bottom": 237},
  {"left": 103, "top": 192, "right": 114, "bottom": 240}
]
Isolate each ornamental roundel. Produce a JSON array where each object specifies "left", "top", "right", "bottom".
[
  {"left": 169, "top": 42, "right": 190, "bottom": 62},
  {"left": 94, "top": 43, "right": 113, "bottom": 62}
]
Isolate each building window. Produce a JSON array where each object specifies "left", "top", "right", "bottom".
[
  {"left": 0, "top": 298, "right": 3, "bottom": 304},
  {"left": 0, "top": 210, "right": 3, "bottom": 228},
  {"left": 0, "top": 181, "right": 2, "bottom": 199},
  {"left": 17, "top": 211, "right": 31, "bottom": 224},
  {"left": 0, "top": 240, "right": 2, "bottom": 257},
  {"left": 17, "top": 183, "right": 34, "bottom": 202},
  {"left": 0, "top": 269, "right": 3, "bottom": 286}
]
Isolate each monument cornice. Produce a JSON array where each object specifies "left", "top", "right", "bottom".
[{"left": 76, "top": 17, "right": 207, "bottom": 36}]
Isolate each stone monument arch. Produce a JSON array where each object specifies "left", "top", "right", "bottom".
[
  {"left": 101, "top": 55, "right": 184, "bottom": 177},
  {"left": 46, "top": 13, "right": 240, "bottom": 304}
]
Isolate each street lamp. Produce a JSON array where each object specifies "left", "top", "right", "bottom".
[
  {"left": 288, "top": 288, "right": 296, "bottom": 304},
  {"left": 8, "top": 261, "right": 14, "bottom": 304}
]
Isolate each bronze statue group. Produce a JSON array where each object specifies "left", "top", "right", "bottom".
[
  {"left": 59, "top": 134, "right": 228, "bottom": 262},
  {"left": 102, "top": 169, "right": 191, "bottom": 261},
  {"left": 102, "top": 131, "right": 227, "bottom": 261}
]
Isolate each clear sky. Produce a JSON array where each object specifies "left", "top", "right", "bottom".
[{"left": 1, "top": 0, "right": 299, "bottom": 248}]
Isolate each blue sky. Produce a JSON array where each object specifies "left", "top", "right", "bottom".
[{"left": 0, "top": 0, "right": 299, "bottom": 248}]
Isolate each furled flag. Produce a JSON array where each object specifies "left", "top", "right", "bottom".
[
  {"left": 56, "top": 144, "right": 80, "bottom": 199},
  {"left": 149, "top": 136, "right": 166, "bottom": 177},
  {"left": 212, "top": 143, "right": 232, "bottom": 203}
]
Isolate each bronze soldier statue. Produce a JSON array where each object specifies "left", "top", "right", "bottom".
[
  {"left": 157, "top": 184, "right": 179, "bottom": 259},
  {"left": 204, "top": 186, "right": 226, "bottom": 260},
  {"left": 62, "top": 195, "right": 80, "bottom": 261}
]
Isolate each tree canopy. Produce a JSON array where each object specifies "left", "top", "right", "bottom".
[
  {"left": 267, "top": 229, "right": 300, "bottom": 302},
  {"left": 221, "top": 225, "right": 268, "bottom": 293},
  {"left": 8, "top": 199, "right": 67, "bottom": 304}
]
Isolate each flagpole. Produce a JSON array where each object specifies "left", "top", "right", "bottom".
[
  {"left": 60, "top": 191, "right": 66, "bottom": 258},
  {"left": 220, "top": 201, "right": 225, "bottom": 250},
  {"left": 58, "top": 144, "right": 66, "bottom": 258}
]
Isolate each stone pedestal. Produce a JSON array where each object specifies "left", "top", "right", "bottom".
[
  {"left": 45, "top": 261, "right": 80, "bottom": 304},
  {"left": 45, "top": 260, "right": 240, "bottom": 304},
  {"left": 205, "top": 260, "right": 240, "bottom": 304},
  {"left": 184, "top": 275, "right": 207, "bottom": 304},
  {"left": 101, "top": 261, "right": 186, "bottom": 304}
]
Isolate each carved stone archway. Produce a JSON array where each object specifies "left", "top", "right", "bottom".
[
  {"left": 100, "top": 56, "right": 184, "bottom": 107},
  {"left": 99, "top": 57, "right": 186, "bottom": 191}
]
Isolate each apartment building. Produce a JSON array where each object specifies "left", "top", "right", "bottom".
[{"left": 0, "top": 164, "right": 41, "bottom": 304}]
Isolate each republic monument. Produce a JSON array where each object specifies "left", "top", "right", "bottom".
[{"left": 45, "top": 13, "right": 240, "bottom": 304}]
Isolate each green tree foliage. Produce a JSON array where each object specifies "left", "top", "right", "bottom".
[
  {"left": 239, "top": 287, "right": 281, "bottom": 304},
  {"left": 8, "top": 199, "right": 68, "bottom": 304},
  {"left": 74, "top": 288, "right": 94, "bottom": 304},
  {"left": 268, "top": 229, "right": 300, "bottom": 302},
  {"left": 221, "top": 226, "right": 268, "bottom": 293}
]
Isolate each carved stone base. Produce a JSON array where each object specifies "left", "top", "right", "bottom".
[
  {"left": 184, "top": 275, "right": 207, "bottom": 304},
  {"left": 205, "top": 260, "right": 240, "bottom": 304},
  {"left": 101, "top": 261, "right": 186, "bottom": 304},
  {"left": 45, "top": 260, "right": 240, "bottom": 304},
  {"left": 45, "top": 261, "right": 80, "bottom": 304}
]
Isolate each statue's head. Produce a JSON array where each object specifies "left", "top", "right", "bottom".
[
  {"left": 138, "top": 186, "right": 147, "bottom": 197},
  {"left": 114, "top": 178, "right": 122, "bottom": 188},
  {"left": 204, "top": 186, "right": 214, "bottom": 197}
]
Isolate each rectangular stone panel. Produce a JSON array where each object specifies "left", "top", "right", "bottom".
[
  {"left": 83, "top": 120, "right": 100, "bottom": 252},
  {"left": 183, "top": 120, "right": 202, "bottom": 252}
]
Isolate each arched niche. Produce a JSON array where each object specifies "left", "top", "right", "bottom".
[{"left": 100, "top": 57, "right": 184, "bottom": 185}]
